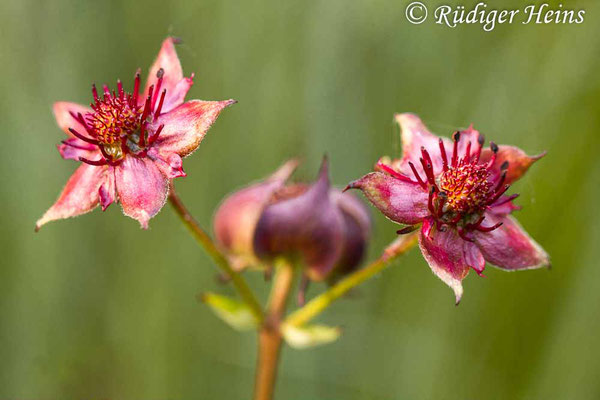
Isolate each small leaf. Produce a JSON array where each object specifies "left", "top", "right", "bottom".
[
  {"left": 201, "top": 292, "right": 258, "bottom": 331},
  {"left": 281, "top": 323, "right": 341, "bottom": 349}
]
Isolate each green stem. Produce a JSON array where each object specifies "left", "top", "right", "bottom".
[
  {"left": 253, "top": 259, "right": 295, "bottom": 400},
  {"left": 168, "top": 182, "right": 263, "bottom": 322},
  {"left": 285, "top": 233, "right": 418, "bottom": 327}
]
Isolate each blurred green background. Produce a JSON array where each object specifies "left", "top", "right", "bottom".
[{"left": 1, "top": 0, "right": 599, "bottom": 398}]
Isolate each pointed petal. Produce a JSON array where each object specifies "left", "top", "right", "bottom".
[
  {"left": 480, "top": 146, "right": 545, "bottom": 185},
  {"left": 394, "top": 113, "right": 451, "bottom": 176},
  {"left": 473, "top": 213, "right": 550, "bottom": 270},
  {"left": 151, "top": 99, "right": 236, "bottom": 158},
  {"left": 418, "top": 224, "right": 473, "bottom": 304},
  {"left": 142, "top": 37, "right": 190, "bottom": 109},
  {"left": 53, "top": 102, "right": 93, "bottom": 136},
  {"left": 213, "top": 160, "right": 298, "bottom": 267},
  {"left": 35, "top": 163, "right": 107, "bottom": 230},
  {"left": 346, "top": 171, "right": 429, "bottom": 225},
  {"left": 253, "top": 160, "right": 344, "bottom": 281},
  {"left": 57, "top": 138, "right": 99, "bottom": 161},
  {"left": 115, "top": 156, "right": 169, "bottom": 229}
]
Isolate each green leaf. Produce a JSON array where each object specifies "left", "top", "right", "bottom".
[
  {"left": 281, "top": 323, "right": 341, "bottom": 349},
  {"left": 201, "top": 292, "right": 259, "bottom": 331}
]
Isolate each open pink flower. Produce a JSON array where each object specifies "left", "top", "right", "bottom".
[
  {"left": 347, "top": 113, "right": 549, "bottom": 303},
  {"left": 36, "top": 37, "right": 235, "bottom": 230}
]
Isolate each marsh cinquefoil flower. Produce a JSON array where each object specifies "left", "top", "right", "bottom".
[
  {"left": 36, "top": 37, "right": 235, "bottom": 230},
  {"left": 214, "top": 159, "right": 371, "bottom": 286},
  {"left": 347, "top": 113, "right": 549, "bottom": 303}
]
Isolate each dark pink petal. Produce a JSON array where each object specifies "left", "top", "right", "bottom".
[
  {"left": 419, "top": 225, "right": 478, "bottom": 304},
  {"left": 57, "top": 138, "right": 98, "bottom": 161},
  {"left": 115, "top": 156, "right": 169, "bottom": 229},
  {"left": 35, "top": 163, "right": 108, "bottom": 230},
  {"left": 213, "top": 160, "right": 298, "bottom": 269},
  {"left": 394, "top": 113, "right": 452, "bottom": 176},
  {"left": 346, "top": 171, "right": 429, "bottom": 225},
  {"left": 151, "top": 99, "right": 236, "bottom": 158},
  {"left": 473, "top": 213, "right": 550, "bottom": 270},
  {"left": 53, "top": 102, "right": 93, "bottom": 137},
  {"left": 253, "top": 160, "right": 344, "bottom": 281},
  {"left": 142, "top": 37, "right": 190, "bottom": 109},
  {"left": 480, "top": 145, "right": 545, "bottom": 185},
  {"left": 147, "top": 148, "right": 186, "bottom": 179}
]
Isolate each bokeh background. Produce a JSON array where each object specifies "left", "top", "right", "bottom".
[{"left": 1, "top": 0, "right": 599, "bottom": 398}]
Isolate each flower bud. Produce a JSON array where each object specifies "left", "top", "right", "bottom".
[{"left": 213, "top": 159, "right": 371, "bottom": 281}]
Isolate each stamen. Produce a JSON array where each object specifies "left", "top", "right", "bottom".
[
  {"left": 475, "top": 221, "right": 503, "bottom": 232},
  {"left": 154, "top": 89, "right": 166, "bottom": 121},
  {"left": 148, "top": 124, "right": 164, "bottom": 145},
  {"left": 91, "top": 84, "right": 99, "bottom": 104},
  {"left": 132, "top": 70, "right": 141, "bottom": 106},
  {"left": 464, "top": 141, "right": 471, "bottom": 164},
  {"left": 408, "top": 161, "right": 427, "bottom": 189},
  {"left": 488, "top": 184, "right": 510, "bottom": 204},
  {"left": 500, "top": 161, "right": 509, "bottom": 170},
  {"left": 492, "top": 193, "right": 519, "bottom": 207},
  {"left": 475, "top": 134, "right": 485, "bottom": 163},
  {"left": 117, "top": 80, "right": 124, "bottom": 99},
  {"left": 397, "top": 225, "right": 418, "bottom": 235},
  {"left": 428, "top": 186, "right": 436, "bottom": 214},
  {"left": 61, "top": 140, "right": 92, "bottom": 150},
  {"left": 376, "top": 161, "right": 418, "bottom": 184},
  {"left": 452, "top": 131, "right": 460, "bottom": 167},
  {"left": 79, "top": 156, "right": 107, "bottom": 166},
  {"left": 68, "top": 128, "right": 99, "bottom": 145},
  {"left": 486, "top": 142, "right": 498, "bottom": 169},
  {"left": 439, "top": 138, "right": 449, "bottom": 171},
  {"left": 151, "top": 68, "right": 164, "bottom": 111},
  {"left": 458, "top": 227, "right": 474, "bottom": 242}
]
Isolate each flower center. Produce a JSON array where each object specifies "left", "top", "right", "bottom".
[
  {"left": 439, "top": 163, "right": 492, "bottom": 215},
  {"left": 66, "top": 69, "right": 167, "bottom": 166}
]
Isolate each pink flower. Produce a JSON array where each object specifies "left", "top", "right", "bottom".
[
  {"left": 214, "top": 159, "right": 371, "bottom": 283},
  {"left": 36, "top": 37, "right": 235, "bottom": 230},
  {"left": 347, "top": 113, "right": 549, "bottom": 303}
]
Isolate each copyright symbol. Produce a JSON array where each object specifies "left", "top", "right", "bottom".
[{"left": 405, "top": 1, "right": 428, "bottom": 24}]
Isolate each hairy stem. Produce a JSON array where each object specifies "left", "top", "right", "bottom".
[
  {"left": 285, "top": 233, "right": 418, "bottom": 327},
  {"left": 168, "top": 182, "right": 263, "bottom": 322},
  {"left": 253, "top": 259, "right": 295, "bottom": 400}
]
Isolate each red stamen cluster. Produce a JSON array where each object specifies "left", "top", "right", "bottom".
[
  {"left": 64, "top": 69, "right": 167, "bottom": 166},
  {"left": 379, "top": 131, "right": 515, "bottom": 240}
]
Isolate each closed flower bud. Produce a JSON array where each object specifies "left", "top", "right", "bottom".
[{"left": 213, "top": 159, "right": 371, "bottom": 282}]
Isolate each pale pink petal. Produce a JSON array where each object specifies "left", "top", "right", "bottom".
[
  {"left": 161, "top": 76, "right": 194, "bottom": 114},
  {"left": 35, "top": 164, "right": 107, "bottom": 230},
  {"left": 115, "top": 156, "right": 169, "bottom": 229},
  {"left": 151, "top": 99, "right": 236, "bottom": 157},
  {"left": 142, "top": 37, "right": 190, "bottom": 110},
  {"left": 480, "top": 145, "right": 545, "bottom": 185},
  {"left": 53, "top": 102, "right": 93, "bottom": 136},
  {"left": 473, "top": 213, "right": 550, "bottom": 270},
  {"left": 57, "top": 138, "right": 99, "bottom": 161},
  {"left": 418, "top": 224, "right": 473, "bottom": 304},
  {"left": 395, "top": 113, "right": 452, "bottom": 177},
  {"left": 214, "top": 160, "right": 298, "bottom": 268},
  {"left": 346, "top": 171, "right": 429, "bottom": 225},
  {"left": 99, "top": 168, "right": 116, "bottom": 211},
  {"left": 147, "top": 148, "right": 186, "bottom": 179}
]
